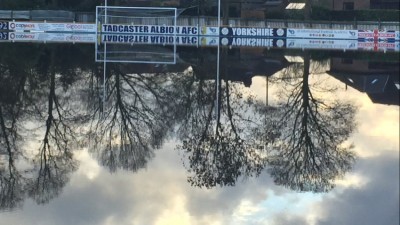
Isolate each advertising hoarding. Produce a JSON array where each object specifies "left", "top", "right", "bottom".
[
  {"left": 286, "top": 28, "right": 358, "bottom": 39},
  {"left": 286, "top": 39, "right": 358, "bottom": 50},
  {"left": 8, "top": 22, "right": 96, "bottom": 32},
  {"left": 8, "top": 32, "right": 96, "bottom": 43},
  {"left": 101, "top": 24, "right": 198, "bottom": 35},
  {"left": 101, "top": 34, "right": 198, "bottom": 45},
  {"left": 220, "top": 37, "right": 285, "bottom": 48}
]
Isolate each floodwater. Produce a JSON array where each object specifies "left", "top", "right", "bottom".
[{"left": 0, "top": 41, "right": 399, "bottom": 225}]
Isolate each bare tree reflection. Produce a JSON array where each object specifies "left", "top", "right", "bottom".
[
  {"left": 87, "top": 65, "right": 174, "bottom": 173},
  {"left": 263, "top": 51, "right": 357, "bottom": 192},
  {"left": 26, "top": 53, "right": 81, "bottom": 204},
  {"left": 0, "top": 106, "right": 25, "bottom": 211},
  {"left": 0, "top": 50, "right": 31, "bottom": 211},
  {"left": 0, "top": 44, "right": 90, "bottom": 208},
  {"left": 176, "top": 49, "right": 266, "bottom": 188}
]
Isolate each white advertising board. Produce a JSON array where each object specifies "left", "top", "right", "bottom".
[
  {"left": 8, "top": 32, "right": 96, "bottom": 43},
  {"left": 101, "top": 34, "right": 198, "bottom": 46},
  {"left": 286, "top": 28, "right": 358, "bottom": 39},
  {"left": 358, "top": 30, "right": 396, "bottom": 39},
  {"left": 101, "top": 24, "right": 198, "bottom": 35},
  {"left": 286, "top": 39, "right": 358, "bottom": 50},
  {"left": 8, "top": 22, "right": 96, "bottom": 33},
  {"left": 199, "top": 36, "right": 219, "bottom": 46},
  {"left": 199, "top": 26, "right": 219, "bottom": 36},
  {"left": 357, "top": 41, "right": 398, "bottom": 51}
]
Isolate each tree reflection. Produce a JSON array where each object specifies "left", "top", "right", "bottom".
[
  {"left": 0, "top": 106, "right": 25, "bottom": 211},
  {"left": 87, "top": 65, "right": 174, "bottom": 173},
  {"left": 27, "top": 67, "right": 79, "bottom": 204},
  {"left": 0, "top": 44, "right": 85, "bottom": 209},
  {"left": 176, "top": 48, "right": 266, "bottom": 188},
  {"left": 262, "top": 51, "right": 357, "bottom": 192},
  {"left": 0, "top": 46, "right": 34, "bottom": 210}
]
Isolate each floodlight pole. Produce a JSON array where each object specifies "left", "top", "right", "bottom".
[
  {"left": 217, "top": 0, "right": 221, "bottom": 27},
  {"left": 216, "top": 0, "right": 221, "bottom": 119},
  {"left": 103, "top": 0, "right": 108, "bottom": 113}
]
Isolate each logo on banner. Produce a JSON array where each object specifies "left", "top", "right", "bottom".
[
  {"left": 66, "top": 24, "right": 95, "bottom": 30},
  {"left": 9, "top": 32, "right": 15, "bottom": 39},
  {"left": 276, "top": 29, "right": 285, "bottom": 36},
  {"left": 201, "top": 27, "right": 218, "bottom": 35},
  {"left": 221, "top": 27, "right": 229, "bottom": 35},
  {"left": 349, "top": 31, "right": 356, "bottom": 36},
  {"left": 221, "top": 37, "right": 229, "bottom": 45},
  {"left": 276, "top": 39, "right": 285, "bottom": 47},
  {"left": 288, "top": 29, "right": 295, "bottom": 35},
  {"left": 9, "top": 22, "right": 15, "bottom": 29},
  {"left": 201, "top": 27, "right": 207, "bottom": 35},
  {"left": 287, "top": 41, "right": 295, "bottom": 47}
]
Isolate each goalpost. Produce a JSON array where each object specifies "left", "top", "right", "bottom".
[{"left": 95, "top": 6, "right": 178, "bottom": 64}]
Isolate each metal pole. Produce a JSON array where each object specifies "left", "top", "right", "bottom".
[
  {"left": 218, "top": 0, "right": 221, "bottom": 27},
  {"left": 216, "top": 36, "right": 220, "bottom": 119},
  {"left": 266, "top": 76, "right": 268, "bottom": 106},
  {"left": 216, "top": 0, "right": 221, "bottom": 119},
  {"left": 103, "top": 0, "right": 108, "bottom": 113}
]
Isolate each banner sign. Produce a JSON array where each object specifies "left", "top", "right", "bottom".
[
  {"left": 0, "top": 21, "right": 8, "bottom": 30},
  {"left": 200, "top": 26, "right": 219, "bottom": 36},
  {"left": 2, "top": 31, "right": 399, "bottom": 52},
  {"left": 218, "top": 27, "right": 286, "bottom": 37},
  {"left": 286, "top": 28, "right": 358, "bottom": 39},
  {"left": 101, "top": 24, "right": 198, "bottom": 35},
  {"left": 220, "top": 27, "right": 271, "bottom": 37},
  {"left": 101, "top": 34, "right": 198, "bottom": 45},
  {"left": 286, "top": 39, "right": 358, "bottom": 50},
  {"left": 358, "top": 30, "right": 396, "bottom": 41},
  {"left": 199, "top": 36, "right": 219, "bottom": 46},
  {"left": 8, "top": 22, "right": 96, "bottom": 32},
  {"left": 8, "top": 32, "right": 96, "bottom": 43},
  {"left": 0, "top": 32, "right": 8, "bottom": 40},
  {"left": 357, "top": 41, "right": 398, "bottom": 51},
  {"left": 220, "top": 37, "right": 285, "bottom": 48}
]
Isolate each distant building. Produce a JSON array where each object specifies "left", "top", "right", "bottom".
[
  {"left": 189, "top": 48, "right": 290, "bottom": 87},
  {"left": 327, "top": 0, "right": 399, "bottom": 10},
  {"left": 328, "top": 57, "right": 400, "bottom": 105}
]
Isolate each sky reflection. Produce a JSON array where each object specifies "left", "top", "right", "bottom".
[{"left": 1, "top": 72, "right": 399, "bottom": 225}]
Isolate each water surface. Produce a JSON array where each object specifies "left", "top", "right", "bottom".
[{"left": 0, "top": 42, "right": 399, "bottom": 225}]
